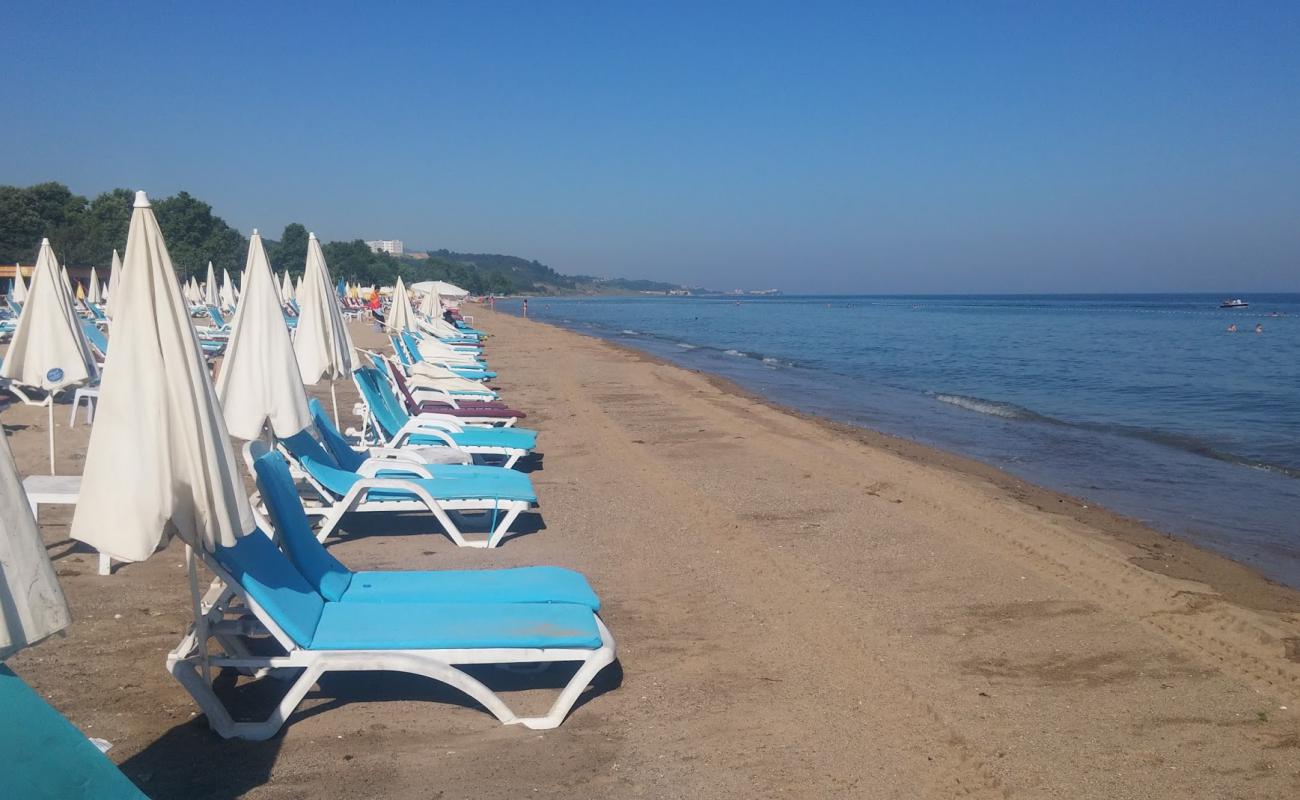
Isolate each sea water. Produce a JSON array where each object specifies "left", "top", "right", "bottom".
[{"left": 496, "top": 294, "right": 1300, "bottom": 587}]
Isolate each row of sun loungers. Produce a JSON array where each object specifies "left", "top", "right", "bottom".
[{"left": 164, "top": 313, "right": 617, "bottom": 740}]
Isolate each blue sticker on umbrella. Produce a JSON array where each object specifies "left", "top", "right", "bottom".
[{"left": 46, "top": 367, "right": 64, "bottom": 383}]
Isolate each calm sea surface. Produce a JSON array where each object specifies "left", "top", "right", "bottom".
[{"left": 495, "top": 294, "right": 1300, "bottom": 587}]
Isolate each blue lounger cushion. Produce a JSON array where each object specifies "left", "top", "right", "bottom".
[
  {"left": 215, "top": 534, "right": 326, "bottom": 647},
  {"left": 311, "top": 601, "right": 602, "bottom": 650},
  {"left": 340, "top": 568, "right": 600, "bottom": 609},
  {"left": 282, "top": 429, "right": 520, "bottom": 480},
  {"left": 301, "top": 453, "right": 538, "bottom": 503},
  {"left": 214, "top": 528, "right": 601, "bottom": 650},
  {"left": 255, "top": 449, "right": 599, "bottom": 608},
  {"left": 427, "top": 428, "right": 537, "bottom": 450},
  {"left": 0, "top": 665, "right": 147, "bottom": 799}
]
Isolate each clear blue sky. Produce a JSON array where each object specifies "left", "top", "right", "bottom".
[{"left": 3, "top": 1, "right": 1298, "bottom": 292}]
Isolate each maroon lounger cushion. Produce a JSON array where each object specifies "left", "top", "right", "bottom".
[{"left": 415, "top": 401, "right": 525, "bottom": 419}]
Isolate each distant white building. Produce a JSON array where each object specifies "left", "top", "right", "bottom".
[{"left": 365, "top": 239, "right": 404, "bottom": 256}]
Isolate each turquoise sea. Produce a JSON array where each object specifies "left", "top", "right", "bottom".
[{"left": 496, "top": 294, "right": 1300, "bottom": 587}]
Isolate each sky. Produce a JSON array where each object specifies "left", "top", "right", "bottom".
[{"left": 3, "top": 1, "right": 1298, "bottom": 293}]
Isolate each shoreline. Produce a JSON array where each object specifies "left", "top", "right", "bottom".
[{"left": 511, "top": 309, "right": 1300, "bottom": 614}]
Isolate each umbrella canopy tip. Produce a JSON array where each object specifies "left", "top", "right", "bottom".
[
  {"left": 252, "top": 228, "right": 259, "bottom": 236},
  {"left": 134, "top": 190, "right": 150, "bottom": 208},
  {"left": 309, "top": 231, "right": 317, "bottom": 240}
]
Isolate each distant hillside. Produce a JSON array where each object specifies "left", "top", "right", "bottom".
[
  {"left": 423, "top": 249, "right": 686, "bottom": 295},
  {"left": 0, "top": 182, "right": 688, "bottom": 296}
]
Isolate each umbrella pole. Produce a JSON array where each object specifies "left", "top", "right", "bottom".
[
  {"left": 47, "top": 394, "right": 55, "bottom": 474},
  {"left": 185, "top": 544, "right": 211, "bottom": 687},
  {"left": 330, "top": 381, "right": 340, "bottom": 431}
]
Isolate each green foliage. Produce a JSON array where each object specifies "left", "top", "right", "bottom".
[
  {"left": 269, "top": 223, "right": 309, "bottom": 276},
  {"left": 151, "top": 192, "right": 247, "bottom": 278},
  {"left": 0, "top": 183, "right": 247, "bottom": 278}
]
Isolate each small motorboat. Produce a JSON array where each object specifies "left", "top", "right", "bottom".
[{"left": 1220, "top": 298, "right": 1248, "bottom": 309}]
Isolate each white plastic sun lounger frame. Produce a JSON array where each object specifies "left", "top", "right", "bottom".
[
  {"left": 255, "top": 443, "right": 531, "bottom": 548},
  {"left": 368, "top": 412, "right": 526, "bottom": 469},
  {"left": 166, "top": 547, "right": 616, "bottom": 741}
]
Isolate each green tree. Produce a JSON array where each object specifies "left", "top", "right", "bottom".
[
  {"left": 152, "top": 191, "right": 247, "bottom": 277},
  {"left": 0, "top": 182, "right": 86, "bottom": 264},
  {"left": 270, "top": 223, "right": 308, "bottom": 275}
]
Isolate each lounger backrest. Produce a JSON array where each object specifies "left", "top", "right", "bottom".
[
  {"left": 307, "top": 399, "right": 365, "bottom": 472},
  {"left": 212, "top": 533, "right": 326, "bottom": 647},
  {"left": 388, "top": 334, "right": 413, "bottom": 367},
  {"left": 206, "top": 305, "right": 226, "bottom": 328},
  {"left": 400, "top": 331, "right": 426, "bottom": 363},
  {"left": 295, "top": 451, "right": 362, "bottom": 499},
  {"left": 253, "top": 449, "right": 354, "bottom": 602},
  {"left": 281, "top": 428, "right": 342, "bottom": 470},
  {"left": 354, "top": 368, "right": 409, "bottom": 438},
  {"left": 79, "top": 320, "right": 109, "bottom": 356},
  {"left": 384, "top": 359, "right": 421, "bottom": 413}
]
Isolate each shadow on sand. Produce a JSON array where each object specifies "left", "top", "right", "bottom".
[
  {"left": 120, "top": 658, "right": 622, "bottom": 799},
  {"left": 329, "top": 508, "right": 547, "bottom": 547}
]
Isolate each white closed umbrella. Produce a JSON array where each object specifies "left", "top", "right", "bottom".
[
  {"left": 386, "top": 276, "right": 417, "bottom": 333},
  {"left": 0, "top": 426, "right": 71, "bottom": 659},
  {"left": 11, "top": 264, "right": 27, "bottom": 303},
  {"left": 87, "top": 266, "right": 102, "bottom": 305},
  {"left": 71, "top": 191, "right": 253, "bottom": 563},
  {"left": 293, "top": 233, "right": 355, "bottom": 427},
  {"left": 205, "top": 262, "right": 218, "bottom": 307},
  {"left": 60, "top": 265, "right": 72, "bottom": 294},
  {"left": 215, "top": 231, "right": 310, "bottom": 441},
  {"left": 418, "top": 285, "right": 439, "bottom": 319},
  {"left": 280, "top": 271, "right": 296, "bottom": 303},
  {"left": 189, "top": 276, "right": 204, "bottom": 306},
  {"left": 0, "top": 239, "right": 99, "bottom": 472},
  {"left": 220, "top": 268, "right": 237, "bottom": 309},
  {"left": 104, "top": 249, "right": 121, "bottom": 318}
]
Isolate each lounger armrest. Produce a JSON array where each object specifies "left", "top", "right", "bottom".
[
  {"left": 365, "top": 447, "right": 430, "bottom": 464},
  {"left": 391, "top": 423, "right": 462, "bottom": 450},
  {"left": 408, "top": 384, "right": 454, "bottom": 401},
  {"left": 355, "top": 460, "right": 433, "bottom": 479},
  {"left": 407, "top": 414, "right": 466, "bottom": 433}
]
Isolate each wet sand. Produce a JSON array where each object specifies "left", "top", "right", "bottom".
[{"left": 5, "top": 308, "right": 1300, "bottom": 799}]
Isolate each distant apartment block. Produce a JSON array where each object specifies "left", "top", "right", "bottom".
[{"left": 365, "top": 239, "right": 404, "bottom": 256}]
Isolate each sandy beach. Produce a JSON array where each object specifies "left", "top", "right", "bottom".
[{"left": 6, "top": 307, "right": 1300, "bottom": 799}]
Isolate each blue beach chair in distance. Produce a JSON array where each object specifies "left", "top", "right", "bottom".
[
  {"left": 250, "top": 426, "right": 538, "bottom": 548},
  {"left": 348, "top": 377, "right": 535, "bottom": 468}
]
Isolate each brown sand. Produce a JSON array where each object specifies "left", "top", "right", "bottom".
[{"left": 5, "top": 308, "right": 1300, "bottom": 799}]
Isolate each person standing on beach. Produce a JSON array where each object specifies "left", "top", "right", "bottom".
[{"left": 522, "top": 298, "right": 529, "bottom": 318}]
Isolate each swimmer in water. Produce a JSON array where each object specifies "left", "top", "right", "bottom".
[
  {"left": 1227, "top": 323, "right": 1237, "bottom": 333},
  {"left": 1256, "top": 323, "right": 1263, "bottom": 334}
]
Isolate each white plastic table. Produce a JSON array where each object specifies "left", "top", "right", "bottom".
[{"left": 22, "top": 474, "right": 112, "bottom": 576}]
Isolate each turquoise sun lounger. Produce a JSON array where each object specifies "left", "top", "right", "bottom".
[
  {"left": 351, "top": 377, "right": 536, "bottom": 467},
  {"left": 246, "top": 438, "right": 536, "bottom": 548},
  {"left": 167, "top": 522, "right": 616, "bottom": 740}
]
